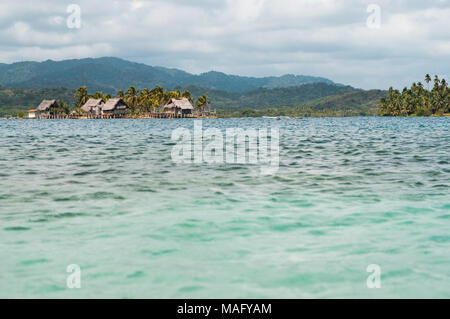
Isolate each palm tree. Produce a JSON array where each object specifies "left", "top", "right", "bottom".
[
  {"left": 196, "top": 94, "right": 211, "bottom": 114},
  {"left": 433, "top": 75, "right": 440, "bottom": 89},
  {"left": 163, "top": 90, "right": 181, "bottom": 107},
  {"left": 378, "top": 97, "right": 389, "bottom": 116},
  {"left": 150, "top": 86, "right": 163, "bottom": 101},
  {"left": 92, "top": 91, "right": 104, "bottom": 100},
  {"left": 75, "top": 86, "right": 89, "bottom": 108},
  {"left": 168, "top": 90, "right": 181, "bottom": 99},
  {"left": 425, "top": 74, "right": 431, "bottom": 91},
  {"left": 430, "top": 76, "right": 441, "bottom": 114},
  {"left": 138, "top": 88, "right": 153, "bottom": 114},
  {"left": 125, "top": 86, "right": 139, "bottom": 114},
  {"left": 438, "top": 79, "right": 448, "bottom": 114},
  {"left": 150, "top": 86, "right": 165, "bottom": 112},
  {"left": 54, "top": 100, "right": 70, "bottom": 116},
  {"left": 117, "top": 90, "right": 125, "bottom": 98},
  {"left": 182, "top": 90, "right": 193, "bottom": 103}
]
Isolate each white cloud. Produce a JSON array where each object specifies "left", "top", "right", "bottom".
[{"left": 0, "top": 0, "right": 448, "bottom": 89}]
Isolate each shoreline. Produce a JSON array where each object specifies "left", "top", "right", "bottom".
[{"left": 2, "top": 114, "right": 449, "bottom": 120}]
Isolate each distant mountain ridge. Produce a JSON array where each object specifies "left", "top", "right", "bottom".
[
  {"left": 181, "top": 83, "right": 358, "bottom": 109},
  {"left": 0, "top": 57, "right": 335, "bottom": 93}
]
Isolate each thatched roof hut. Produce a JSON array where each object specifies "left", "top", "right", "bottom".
[
  {"left": 81, "top": 98, "right": 104, "bottom": 115},
  {"left": 164, "top": 98, "right": 194, "bottom": 116},
  {"left": 102, "top": 98, "right": 128, "bottom": 115},
  {"left": 37, "top": 100, "right": 59, "bottom": 111},
  {"left": 165, "top": 98, "right": 194, "bottom": 110}
]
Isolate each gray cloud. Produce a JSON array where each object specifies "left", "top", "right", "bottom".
[{"left": 0, "top": 0, "right": 449, "bottom": 89}]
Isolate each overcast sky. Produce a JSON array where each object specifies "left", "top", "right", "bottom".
[{"left": 0, "top": 0, "right": 449, "bottom": 89}]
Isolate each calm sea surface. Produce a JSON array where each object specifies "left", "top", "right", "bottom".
[{"left": 0, "top": 117, "right": 449, "bottom": 298}]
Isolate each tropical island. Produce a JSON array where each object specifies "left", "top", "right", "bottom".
[
  {"left": 378, "top": 75, "right": 449, "bottom": 116},
  {"left": 0, "top": 58, "right": 448, "bottom": 118}
]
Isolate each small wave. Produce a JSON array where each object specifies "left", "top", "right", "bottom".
[
  {"left": 429, "top": 236, "right": 450, "bottom": 243},
  {"left": 141, "top": 249, "right": 178, "bottom": 256},
  {"left": 53, "top": 196, "right": 80, "bottom": 202},
  {"left": 270, "top": 222, "right": 308, "bottom": 232},
  {"left": 3, "top": 226, "right": 31, "bottom": 231},
  {"left": 20, "top": 258, "right": 50, "bottom": 266},
  {"left": 178, "top": 286, "right": 204, "bottom": 293},
  {"left": 87, "top": 192, "right": 125, "bottom": 200},
  {"left": 127, "top": 271, "right": 145, "bottom": 279}
]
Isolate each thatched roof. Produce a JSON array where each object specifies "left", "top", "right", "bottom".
[
  {"left": 81, "top": 99, "right": 104, "bottom": 112},
  {"left": 37, "top": 100, "right": 58, "bottom": 111},
  {"left": 103, "top": 98, "right": 128, "bottom": 111},
  {"left": 164, "top": 98, "right": 194, "bottom": 110}
]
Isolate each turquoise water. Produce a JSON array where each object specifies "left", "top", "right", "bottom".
[{"left": 0, "top": 117, "right": 449, "bottom": 298}]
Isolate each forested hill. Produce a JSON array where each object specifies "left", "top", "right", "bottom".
[
  {"left": 216, "top": 90, "right": 387, "bottom": 117},
  {"left": 0, "top": 57, "right": 334, "bottom": 93},
  {"left": 180, "top": 83, "right": 357, "bottom": 109},
  {"left": 0, "top": 86, "right": 75, "bottom": 116}
]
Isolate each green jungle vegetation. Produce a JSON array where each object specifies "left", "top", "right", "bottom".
[
  {"left": 1, "top": 82, "right": 374, "bottom": 117},
  {"left": 378, "top": 75, "right": 449, "bottom": 116},
  {"left": 71, "top": 86, "right": 210, "bottom": 116},
  {"left": 217, "top": 90, "right": 387, "bottom": 117},
  {"left": 1, "top": 83, "right": 387, "bottom": 118},
  {"left": 0, "top": 86, "right": 75, "bottom": 117}
]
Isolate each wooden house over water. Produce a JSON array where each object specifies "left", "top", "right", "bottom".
[
  {"left": 28, "top": 100, "right": 60, "bottom": 119},
  {"left": 163, "top": 98, "right": 194, "bottom": 118},
  {"left": 81, "top": 98, "right": 105, "bottom": 117},
  {"left": 102, "top": 98, "right": 129, "bottom": 117}
]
